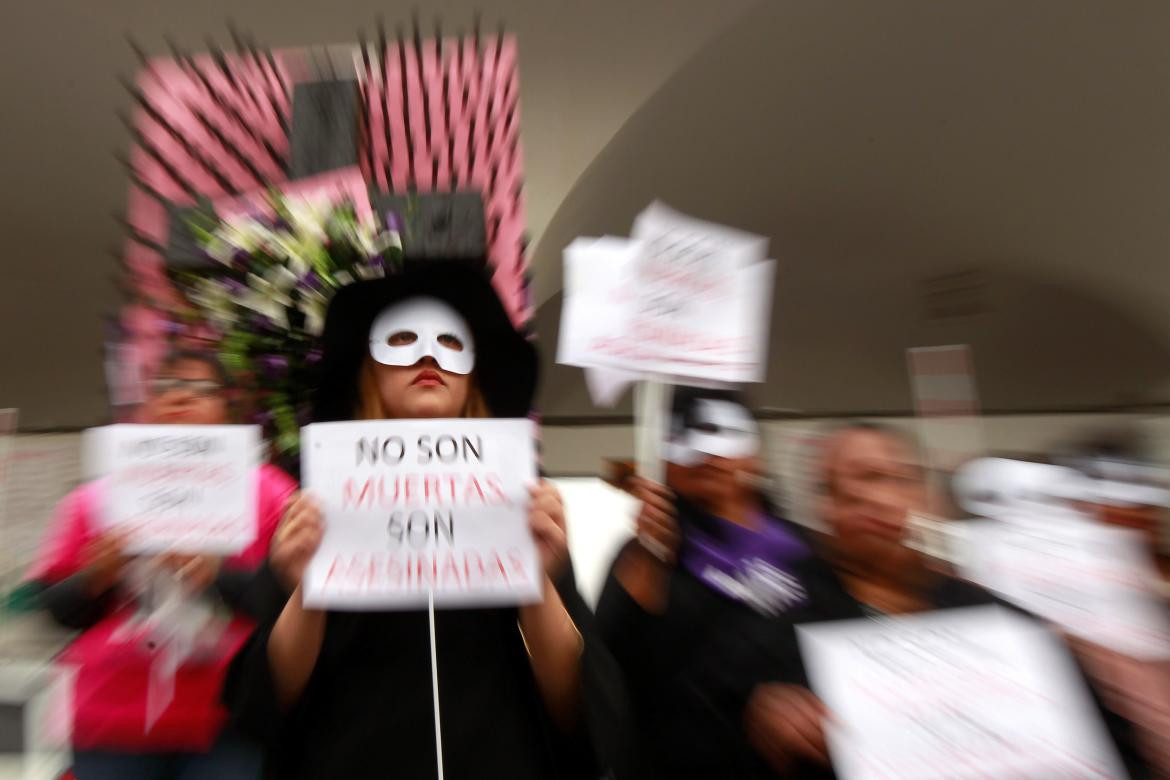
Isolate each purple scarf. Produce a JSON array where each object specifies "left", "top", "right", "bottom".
[{"left": 679, "top": 511, "right": 809, "bottom": 615}]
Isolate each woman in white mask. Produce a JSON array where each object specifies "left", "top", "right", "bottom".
[
  {"left": 597, "top": 387, "right": 817, "bottom": 779},
  {"left": 222, "top": 260, "right": 625, "bottom": 780}
]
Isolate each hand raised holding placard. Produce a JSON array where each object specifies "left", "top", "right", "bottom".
[
  {"left": 632, "top": 477, "right": 680, "bottom": 566},
  {"left": 271, "top": 493, "right": 325, "bottom": 593},
  {"left": 528, "top": 481, "right": 569, "bottom": 582},
  {"left": 81, "top": 531, "right": 130, "bottom": 597},
  {"left": 158, "top": 553, "right": 221, "bottom": 595},
  {"left": 744, "top": 683, "right": 831, "bottom": 773}
]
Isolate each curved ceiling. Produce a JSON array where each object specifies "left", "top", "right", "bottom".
[{"left": 532, "top": 0, "right": 1170, "bottom": 417}]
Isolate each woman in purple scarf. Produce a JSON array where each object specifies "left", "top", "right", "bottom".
[{"left": 596, "top": 387, "right": 820, "bottom": 779}]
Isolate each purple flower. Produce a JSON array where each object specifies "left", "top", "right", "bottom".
[
  {"left": 300, "top": 271, "right": 322, "bottom": 291},
  {"left": 258, "top": 354, "right": 289, "bottom": 378},
  {"left": 224, "top": 278, "right": 248, "bottom": 296},
  {"left": 384, "top": 210, "right": 403, "bottom": 233}
]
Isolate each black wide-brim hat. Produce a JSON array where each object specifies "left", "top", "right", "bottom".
[{"left": 312, "top": 259, "right": 538, "bottom": 421}]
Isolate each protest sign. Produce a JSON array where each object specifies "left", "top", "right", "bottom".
[
  {"left": 302, "top": 419, "right": 541, "bottom": 609},
  {"left": 960, "top": 516, "right": 1170, "bottom": 660},
  {"left": 85, "top": 425, "right": 260, "bottom": 554},
  {"left": 557, "top": 204, "right": 775, "bottom": 385},
  {"left": 799, "top": 606, "right": 1127, "bottom": 780}
]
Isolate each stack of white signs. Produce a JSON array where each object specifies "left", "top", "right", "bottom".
[
  {"left": 558, "top": 202, "right": 776, "bottom": 399},
  {"left": 799, "top": 606, "right": 1128, "bottom": 780}
]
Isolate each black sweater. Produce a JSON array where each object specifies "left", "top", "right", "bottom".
[
  {"left": 222, "top": 566, "right": 631, "bottom": 780},
  {"left": 596, "top": 538, "right": 834, "bottom": 779}
]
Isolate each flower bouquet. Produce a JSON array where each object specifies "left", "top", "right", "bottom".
[{"left": 167, "top": 192, "right": 403, "bottom": 461}]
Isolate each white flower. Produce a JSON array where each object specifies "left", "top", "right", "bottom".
[
  {"left": 352, "top": 223, "right": 378, "bottom": 257},
  {"left": 265, "top": 265, "right": 299, "bottom": 294},
  {"left": 218, "top": 216, "right": 273, "bottom": 254},
  {"left": 299, "top": 298, "right": 326, "bottom": 336},
  {"left": 204, "top": 237, "right": 235, "bottom": 264},
  {"left": 286, "top": 253, "right": 310, "bottom": 277},
  {"left": 284, "top": 197, "right": 330, "bottom": 243},
  {"left": 373, "top": 230, "right": 402, "bottom": 255}
]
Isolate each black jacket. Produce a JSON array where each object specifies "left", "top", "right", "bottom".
[
  {"left": 596, "top": 528, "right": 830, "bottom": 780},
  {"left": 222, "top": 565, "right": 631, "bottom": 780}
]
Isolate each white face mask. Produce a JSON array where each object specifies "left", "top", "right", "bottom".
[
  {"left": 368, "top": 297, "right": 476, "bottom": 375},
  {"left": 664, "top": 399, "right": 760, "bottom": 466}
]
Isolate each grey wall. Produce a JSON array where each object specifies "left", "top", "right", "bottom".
[{"left": 531, "top": 0, "right": 1170, "bottom": 418}]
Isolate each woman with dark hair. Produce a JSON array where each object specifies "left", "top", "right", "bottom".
[
  {"left": 26, "top": 350, "right": 298, "bottom": 780},
  {"left": 222, "top": 259, "right": 625, "bottom": 779},
  {"left": 596, "top": 387, "right": 820, "bottom": 778}
]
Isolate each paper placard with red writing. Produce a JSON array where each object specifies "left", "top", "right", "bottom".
[
  {"left": 959, "top": 517, "right": 1170, "bottom": 660},
  {"left": 302, "top": 419, "right": 541, "bottom": 610},
  {"left": 85, "top": 425, "right": 261, "bottom": 554},
  {"left": 799, "top": 606, "right": 1127, "bottom": 780},
  {"left": 557, "top": 203, "right": 776, "bottom": 385}
]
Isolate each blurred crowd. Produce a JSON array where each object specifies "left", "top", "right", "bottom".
[{"left": 14, "top": 353, "right": 1170, "bottom": 779}]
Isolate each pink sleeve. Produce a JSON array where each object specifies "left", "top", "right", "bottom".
[
  {"left": 25, "top": 483, "right": 99, "bottom": 584},
  {"left": 228, "top": 464, "right": 298, "bottom": 568}
]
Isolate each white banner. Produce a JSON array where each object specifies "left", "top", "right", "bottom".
[
  {"left": 302, "top": 419, "right": 542, "bottom": 610},
  {"left": 799, "top": 606, "right": 1127, "bottom": 780},
  {"left": 557, "top": 203, "right": 775, "bottom": 385},
  {"left": 960, "top": 516, "right": 1170, "bottom": 660},
  {"left": 85, "top": 425, "right": 260, "bottom": 554}
]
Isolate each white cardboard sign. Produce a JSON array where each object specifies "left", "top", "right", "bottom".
[
  {"left": 302, "top": 419, "right": 542, "bottom": 610},
  {"left": 85, "top": 424, "right": 260, "bottom": 554},
  {"left": 557, "top": 204, "right": 775, "bottom": 384},
  {"left": 959, "top": 516, "right": 1170, "bottom": 660},
  {"left": 799, "top": 606, "right": 1127, "bottom": 780}
]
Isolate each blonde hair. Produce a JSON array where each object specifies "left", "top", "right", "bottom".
[{"left": 357, "top": 356, "right": 489, "bottom": 420}]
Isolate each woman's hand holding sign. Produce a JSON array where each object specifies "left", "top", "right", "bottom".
[
  {"left": 81, "top": 532, "right": 129, "bottom": 597},
  {"left": 612, "top": 477, "right": 680, "bottom": 614},
  {"left": 744, "top": 683, "right": 832, "bottom": 773},
  {"left": 528, "top": 481, "right": 569, "bottom": 583},
  {"left": 271, "top": 492, "right": 325, "bottom": 593},
  {"left": 268, "top": 492, "right": 329, "bottom": 711},
  {"left": 158, "top": 553, "right": 220, "bottom": 595},
  {"left": 632, "top": 477, "right": 681, "bottom": 566}
]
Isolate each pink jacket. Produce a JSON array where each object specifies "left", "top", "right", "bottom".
[{"left": 28, "top": 464, "right": 296, "bottom": 751}]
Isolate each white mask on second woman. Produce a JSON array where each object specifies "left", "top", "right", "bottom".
[
  {"left": 368, "top": 296, "right": 476, "bottom": 375},
  {"left": 664, "top": 399, "right": 760, "bottom": 466}
]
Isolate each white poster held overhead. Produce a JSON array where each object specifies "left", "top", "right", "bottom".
[
  {"left": 86, "top": 424, "right": 260, "bottom": 555},
  {"left": 799, "top": 606, "right": 1127, "bottom": 780},
  {"left": 302, "top": 419, "right": 542, "bottom": 610},
  {"left": 558, "top": 204, "right": 776, "bottom": 386}
]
